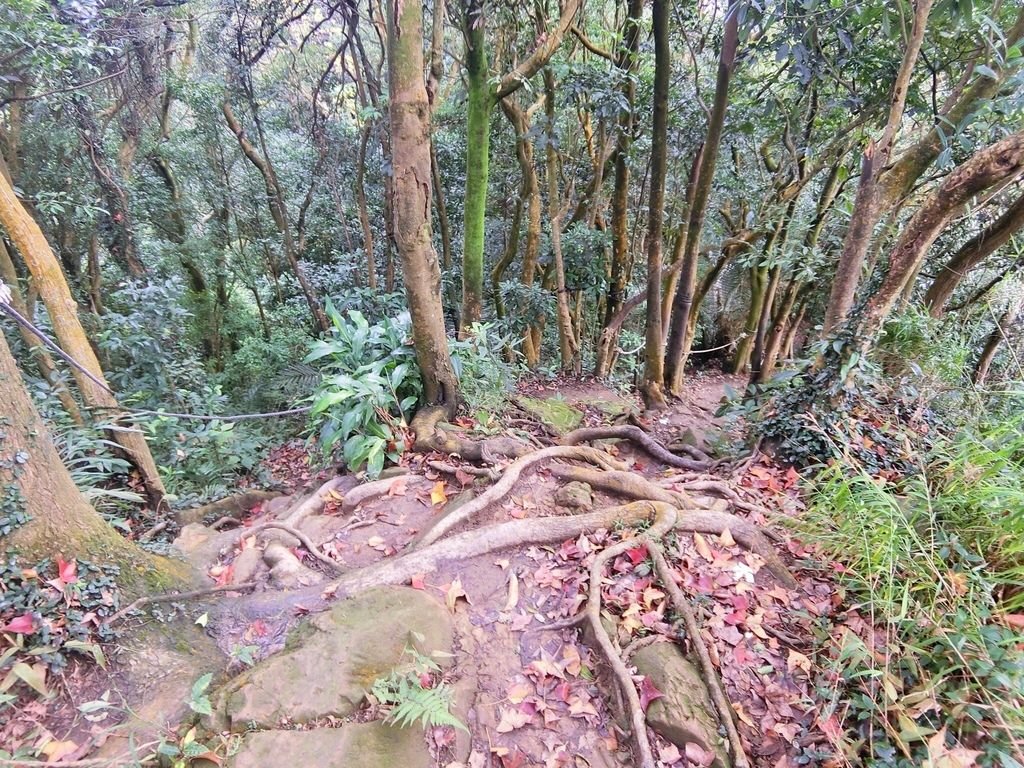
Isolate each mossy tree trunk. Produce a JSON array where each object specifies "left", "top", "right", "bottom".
[
  {"left": 0, "top": 161, "right": 168, "bottom": 511},
  {"left": 387, "top": 0, "right": 460, "bottom": 415},
  {"left": 0, "top": 328, "right": 189, "bottom": 596}
]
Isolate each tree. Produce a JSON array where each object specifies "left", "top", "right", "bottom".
[
  {"left": 458, "top": 0, "right": 581, "bottom": 331},
  {"left": 386, "top": 0, "right": 460, "bottom": 415},
  {"left": 0, "top": 321, "right": 188, "bottom": 593},
  {"left": 0, "top": 157, "right": 168, "bottom": 510}
]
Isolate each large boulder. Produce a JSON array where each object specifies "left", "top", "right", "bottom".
[
  {"left": 632, "top": 642, "right": 731, "bottom": 768},
  {"left": 212, "top": 587, "right": 453, "bottom": 731},
  {"left": 229, "top": 721, "right": 431, "bottom": 768}
]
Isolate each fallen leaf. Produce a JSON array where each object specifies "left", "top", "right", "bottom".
[
  {"left": 2, "top": 613, "right": 35, "bottom": 634},
  {"left": 718, "top": 528, "right": 736, "bottom": 547},
  {"left": 693, "top": 533, "right": 714, "bottom": 562},
  {"left": 684, "top": 742, "right": 716, "bottom": 767},
  {"left": 387, "top": 476, "right": 410, "bottom": 496},
  {"left": 410, "top": 574, "right": 427, "bottom": 590},
  {"left": 57, "top": 558, "right": 77, "bottom": 584},
  {"left": 444, "top": 577, "right": 469, "bottom": 612},
  {"left": 496, "top": 707, "right": 532, "bottom": 732},
  {"left": 658, "top": 742, "right": 683, "bottom": 764},
  {"left": 41, "top": 740, "right": 78, "bottom": 762},
  {"left": 637, "top": 676, "right": 664, "bottom": 711},
  {"left": 431, "top": 481, "right": 448, "bottom": 506},
  {"left": 504, "top": 571, "right": 520, "bottom": 611},
  {"left": 787, "top": 650, "right": 812, "bottom": 674}
]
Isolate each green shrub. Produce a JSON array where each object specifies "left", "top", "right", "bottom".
[{"left": 799, "top": 417, "right": 1024, "bottom": 766}]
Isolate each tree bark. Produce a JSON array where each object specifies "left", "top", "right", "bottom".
[
  {"left": 923, "top": 192, "right": 1024, "bottom": 316},
  {"left": 855, "top": 130, "right": 1024, "bottom": 351},
  {"left": 355, "top": 124, "right": 378, "bottom": 290},
  {"left": 641, "top": 0, "right": 670, "bottom": 409},
  {"left": 387, "top": 0, "right": 460, "bottom": 414},
  {"left": 0, "top": 167, "right": 167, "bottom": 510},
  {"left": 664, "top": 0, "right": 740, "bottom": 393},
  {"left": 821, "top": 0, "right": 935, "bottom": 333},
  {"left": 972, "top": 298, "right": 1022, "bottom": 385}
]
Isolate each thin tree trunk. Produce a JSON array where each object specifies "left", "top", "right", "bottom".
[
  {"left": 355, "top": 124, "right": 378, "bottom": 290},
  {"left": 973, "top": 299, "right": 1022, "bottom": 385},
  {"left": 664, "top": 0, "right": 740, "bottom": 393},
  {"left": 641, "top": 0, "right": 670, "bottom": 409}
]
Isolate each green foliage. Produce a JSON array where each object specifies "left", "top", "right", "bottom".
[
  {"left": 187, "top": 672, "right": 214, "bottom": 716},
  {"left": 370, "top": 647, "right": 466, "bottom": 733},
  {"left": 450, "top": 323, "right": 513, "bottom": 412},
  {"left": 0, "top": 556, "right": 118, "bottom": 703},
  {"left": 305, "top": 303, "right": 421, "bottom": 477},
  {"left": 878, "top": 306, "right": 971, "bottom": 386},
  {"left": 799, "top": 417, "right": 1024, "bottom": 766}
]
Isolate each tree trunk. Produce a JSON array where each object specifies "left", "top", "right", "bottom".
[
  {"left": 460, "top": 0, "right": 490, "bottom": 332},
  {"left": 728, "top": 266, "right": 767, "bottom": 374},
  {"left": 0, "top": 327, "right": 189, "bottom": 594},
  {"left": 597, "top": 0, "right": 644, "bottom": 377},
  {"left": 0, "top": 166, "right": 168, "bottom": 510},
  {"left": 387, "top": 0, "right": 460, "bottom": 414},
  {"left": 821, "top": 0, "right": 935, "bottom": 333},
  {"left": 664, "top": 0, "right": 740, "bottom": 393},
  {"left": 855, "top": 131, "right": 1024, "bottom": 352},
  {"left": 641, "top": 0, "right": 670, "bottom": 409},
  {"left": 355, "top": 124, "right": 378, "bottom": 290},
  {"left": 972, "top": 299, "right": 1022, "bottom": 385},
  {"left": 924, "top": 192, "right": 1024, "bottom": 316},
  {"left": 543, "top": 70, "right": 579, "bottom": 372},
  {"left": 0, "top": 240, "right": 85, "bottom": 425}
]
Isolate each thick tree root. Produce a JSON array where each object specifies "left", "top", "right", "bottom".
[
  {"left": 411, "top": 405, "right": 530, "bottom": 461},
  {"left": 427, "top": 460, "right": 500, "bottom": 481},
  {"left": 413, "top": 445, "right": 628, "bottom": 548},
  {"left": 227, "top": 521, "right": 345, "bottom": 575},
  {"left": 547, "top": 465, "right": 796, "bottom": 587},
  {"left": 647, "top": 541, "right": 750, "bottom": 768},
  {"left": 562, "top": 424, "right": 710, "bottom": 471},
  {"left": 338, "top": 474, "right": 429, "bottom": 511},
  {"left": 281, "top": 476, "right": 348, "bottom": 525}
]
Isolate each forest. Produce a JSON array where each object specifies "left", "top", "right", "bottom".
[{"left": 1, "top": 0, "right": 1023, "bottom": 765}]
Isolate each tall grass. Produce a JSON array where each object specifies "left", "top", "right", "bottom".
[{"left": 800, "top": 417, "right": 1024, "bottom": 766}]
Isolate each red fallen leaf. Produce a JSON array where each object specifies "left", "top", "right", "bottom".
[
  {"left": 498, "top": 749, "right": 528, "bottom": 768},
  {"left": 625, "top": 544, "right": 648, "bottom": 565},
  {"left": 733, "top": 640, "right": 755, "bottom": 665},
  {"left": 57, "top": 558, "right": 77, "bottom": 584},
  {"left": 783, "top": 466, "right": 800, "bottom": 489},
  {"left": 1003, "top": 614, "right": 1024, "bottom": 630},
  {"left": 410, "top": 574, "right": 427, "bottom": 590},
  {"left": 2, "top": 613, "right": 35, "bottom": 634},
  {"left": 637, "top": 676, "right": 664, "bottom": 711}
]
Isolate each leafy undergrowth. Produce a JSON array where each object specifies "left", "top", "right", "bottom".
[
  {"left": 795, "top": 416, "right": 1024, "bottom": 767},
  {"left": 0, "top": 557, "right": 121, "bottom": 761}
]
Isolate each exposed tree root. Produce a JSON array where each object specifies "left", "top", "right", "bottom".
[
  {"left": 427, "top": 460, "right": 500, "bottom": 481},
  {"left": 669, "top": 478, "right": 774, "bottom": 519},
  {"left": 227, "top": 521, "right": 345, "bottom": 575},
  {"left": 667, "top": 441, "right": 714, "bottom": 463},
  {"left": 548, "top": 465, "right": 796, "bottom": 587},
  {"left": 581, "top": 507, "right": 679, "bottom": 768},
  {"left": 338, "top": 474, "right": 429, "bottom": 512},
  {"left": 413, "top": 445, "right": 628, "bottom": 548},
  {"left": 647, "top": 540, "right": 751, "bottom": 768},
  {"left": 138, "top": 520, "right": 168, "bottom": 542},
  {"left": 104, "top": 582, "right": 257, "bottom": 625},
  {"left": 175, "top": 489, "right": 285, "bottom": 526},
  {"left": 281, "top": 476, "right": 348, "bottom": 525},
  {"left": 562, "top": 424, "right": 710, "bottom": 471},
  {"left": 411, "top": 405, "right": 530, "bottom": 461}
]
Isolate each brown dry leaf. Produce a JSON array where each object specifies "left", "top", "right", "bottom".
[
  {"left": 561, "top": 644, "right": 582, "bottom": 676},
  {"left": 504, "top": 571, "right": 520, "bottom": 611},
  {"left": 693, "top": 532, "right": 714, "bottom": 562},
  {"left": 787, "top": 650, "right": 812, "bottom": 675},
  {"left": 444, "top": 577, "right": 469, "bottom": 612},
  {"left": 387, "top": 476, "right": 410, "bottom": 497},
  {"left": 366, "top": 536, "right": 388, "bottom": 552},
  {"left": 719, "top": 528, "right": 737, "bottom": 547},
  {"left": 507, "top": 682, "right": 533, "bottom": 703},
  {"left": 430, "top": 481, "right": 448, "bottom": 506},
  {"left": 40, "top": 740, "right": 78, "bottom": 762},
  {"left": 496, "top": 707, "right": 532, "bottom": 733}
]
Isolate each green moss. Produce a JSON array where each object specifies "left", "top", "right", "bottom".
[{"left": 518, "top": 396, "right": 583, "bottom": 434}]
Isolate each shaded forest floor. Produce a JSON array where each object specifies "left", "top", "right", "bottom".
[{"left": 3, "top": 373, "right": 857, "bottom": 767}]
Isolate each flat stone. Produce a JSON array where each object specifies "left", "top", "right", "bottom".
[
  {"left": 554, "top": 481, "right": 593, "bottom": 510},
  {"left": 632, "top": 642, "right": 730, "bottom": 768},
  {"left": 518, "top": 396, "right": 583, "bottom": 435},
  {"left": 213, "top": 587, "right": 453, "bottom": 731},
  {"left": 229, "top": 721, "right": 431, "bottom": 768}
]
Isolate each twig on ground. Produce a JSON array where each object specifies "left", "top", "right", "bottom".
[
  {"left": 231, "top": 521, "right": 345, "bottom": 574},
  {"left": 104, "top": 583, "right": 257, "bottom": 625},
  {"left": 210, "top": 515, "right": 240, "bottom": 531},
  {"left": 646, "top": 541, "right": 751, "bottom": 768},
  {"left": 562, "top": 424, "right": 710, "bottom": 471},
  {"left": 138, "top": 520, "right": 168, "bottom": 542}
]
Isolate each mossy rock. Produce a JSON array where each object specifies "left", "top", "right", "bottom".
[
  {"left": 210, "top": 587, "right": 453, "bottom": 731},
  {"left": 518, "top": 396, "right": 583, "bottom": 434},
  {"left": 229, "top": 721, "right": 431, "bottom": 768}
]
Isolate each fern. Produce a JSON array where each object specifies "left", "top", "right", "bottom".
[{"left": 370, "top": 648, "right": 468, "bottom": 733}]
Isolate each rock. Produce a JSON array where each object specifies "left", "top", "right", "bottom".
[
  {"left": 632, "top": 643, "right": 730, "bottom": 768},
  {"left": 229, "top": 721, "right": 431, "bottom": 768},
  {"left": 518, "top": 396, "right": 584, "bottom": 435},
  {"left": 554, "top": 481, "right": 593, "bottom": 510},
  {"left": 231, "top": 547, "right": 265, "bottom": 585},
  {"left": 213, "top": 587, "right": 453, "bottom": 731}
]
